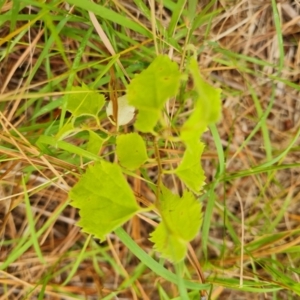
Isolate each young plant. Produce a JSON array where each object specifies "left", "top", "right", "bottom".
[{"left": 63, "top": 54, "right": 221, "bottom": 263}]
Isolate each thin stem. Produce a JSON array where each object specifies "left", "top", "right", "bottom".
[{"left": 154, "top": 137, "right": 163, "bottom": 207}]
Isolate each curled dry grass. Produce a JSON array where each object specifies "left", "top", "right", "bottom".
[{"left": 1, "top": 0, "right": 300, "bottom": 299}]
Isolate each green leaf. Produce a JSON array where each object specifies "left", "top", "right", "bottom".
[
  {"left": 150, "top": 186, "right": 202, "bottom": 262},
  {"left": 86, "top": 131, "right": 105, "bottom": 155},
  {"left": 116, "top": 133, "right": 148, "bottom": 170},
  {"left": 150, "top": 222, "right": 187, "bottom": 262},
  {"left": 127, "top": 55, "right": 181, "bottom": 132},
  {"left": 66, "top": 85, "right": 105, "bottom": 119},
  {"left": 69, "top": 161, "right": 141, "bottom": 241},
  {"left": 160, "top": 186, "right": 202, "bottom": 241},
  {"left": 175, "top": 141, "right": 206, "bottom": 194},
  {"left": 134, "top": 110, "right": 160, "bottom": 133},
  {"left": 181, "top": 58, "right": 221, "bottom": 141}
]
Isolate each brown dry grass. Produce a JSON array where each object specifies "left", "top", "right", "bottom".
[{"left": 1, "top": 1, "right": 300, "bottom": 299}]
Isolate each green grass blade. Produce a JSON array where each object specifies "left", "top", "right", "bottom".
[
  {"left": 187, "top": 0, "right": 197, "bottom": 23},
  {"left": 59, "top": 26, "right": 94, "bottom": 129},
  {"left": 9, "top": 0, "right": 22, "bottom": 33},
  {"left": 22, "top": 177, "right": 46, "bottom": 265},
  {"left": 175, "top": 261, "right": 190, "bottom": 299},
  {"left": 248, "top": 84, "right": 272, "bottom": 161},
  {"left": 66, "top": 0, "right": 150, "bottom": 37},
  {"left": 167, "top": 0, "right": 186, "bottom": 36},
  {"left": 271, "top": 0, "right": 284, "bottom": 73},
  {"left": 0, "top": 201, "right": 68, "bottom": 270},
  {"left": 115, "top": 227, "right": 211, "bottom": 291},
  {"left": 62, "top": 234, "right": 92, "bottom": 285},
  {"left": 36, "top": 135, "right": 102, "bottom": 162},
  {"left": 256, "top": 125, "right": 300, "bottom": 170},
  {"left": 227, "top": 86, "right": 275, "bottom": 166},
  {"left": 202, "top": 124, "right": 224, "bottom": 258},
  {"left": 26, "top": 12, "right": 71, "bottom": 84}
]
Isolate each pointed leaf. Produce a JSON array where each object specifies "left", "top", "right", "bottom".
[
  {"left": 69, "top": 161, "right": 140, "bottom": 241},
  {"left": 190, "top": 58, "right": 221, "bottom": 123},
  {"left": 66, "top": 85, "right": 105, "bottom": 118},
  {"left": 150, "top": 185, "right": 202, "bottom": 262},
  {"left": 127, "top": 55, "right": 181, "bottom": 132},
  {"left": 116, "top": 133, "right": 148, "bottom": 170},
  {"left": 175, "top": 141, "right": 205, "bottom": 194}
]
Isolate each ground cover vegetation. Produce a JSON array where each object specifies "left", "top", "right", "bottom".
[{"left": 1, "top": 0, "right": 300, "bottom": 299}]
